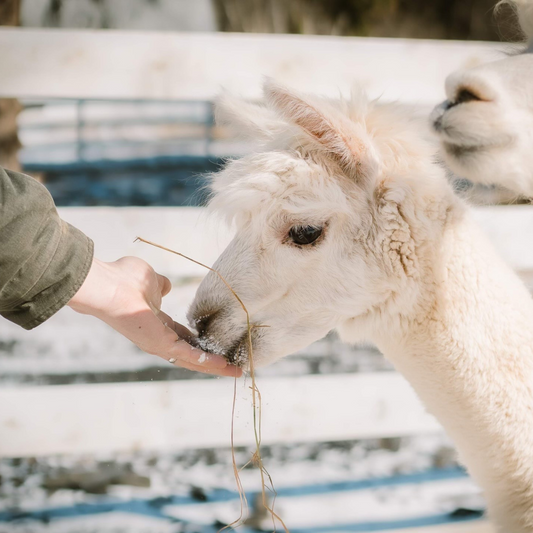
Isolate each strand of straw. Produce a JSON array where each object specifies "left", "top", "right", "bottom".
[{"left": 135, "top": 237, "right": 289, "bottom": 533}]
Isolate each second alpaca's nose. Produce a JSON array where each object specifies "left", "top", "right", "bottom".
[
  {"left": 447, "top": 87, "right": 484, "bottom": 110},
  {"left": 431, "top": 87, "right": 485, "bottom": 132}
]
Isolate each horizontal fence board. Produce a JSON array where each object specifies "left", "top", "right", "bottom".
[
  {"left": 54, "top": 206, "right": 533, "bottom": 279},
  {"left": 471, "top": 206, "right": 533, "bottom": 273},
  {"left": 58, "top": 206, "right": 234, "bottom": 279},
  {"left": 0, "top": 373, "right": 441, "bottom": 457},
  {"left": 0, "top": 28, "right": 502, "bottom": 104}
]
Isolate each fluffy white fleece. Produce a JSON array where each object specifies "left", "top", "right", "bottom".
[{"left": 189, "top": 80, "right": 533, "bottom": 532}]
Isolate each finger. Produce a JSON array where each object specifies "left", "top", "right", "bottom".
[
  {"left": 169, "top": 339, "right": 230, "bottom": 370},
  {"left": 156, "top": 273, "right": 172, "bottom": 297},
  {"left": 158, "top": 311, "right": 194, "bottom": 342},
  {"left": 169, "top": 357, "right": 243, "bottom": 377},
  {"left": 157, "top": 311, "right": 229, "bottom": 369}
]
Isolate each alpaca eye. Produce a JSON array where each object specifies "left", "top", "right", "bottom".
[{"left": 288, "top": 225, "right": 323, "bottom": 245}]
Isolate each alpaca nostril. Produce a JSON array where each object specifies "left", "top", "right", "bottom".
[
  {"left": 193, "top": 310, "right": 219, "bottom": 337},
  {"left": 195, "top": 316, "right": 209, "bottom": 337},
  {"left": 448, "top": 88, "right": 484, "bottom": 109}
]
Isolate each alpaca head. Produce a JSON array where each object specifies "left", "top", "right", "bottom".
[
  {"left": 430, "top": 1, "right": 533, "bottom": 197},
  {"left": 188, "top": 81, "right": 451, "bottom": 368}
]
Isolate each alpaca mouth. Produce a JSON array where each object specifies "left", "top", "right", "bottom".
[
  {"left": 190, "top": 335, "right": 228, "bottom": 359},
  {"left": 442, "top": 141, "right": 485, "bottom": 159},
  {"left": 192, "top": 331, "right": 252, "bottom": 368},
  {"left": 442, "top": 138, "right": 511, "bottom": 161},
  {"left": 431, "top": 106, "right": 489, "bottom": 148},
  {"left": 432, "top": 117, "right": 481, "bottom": 147},
  {"left": 225, "top": 334, "right": 250, "bottom": 367},
  {"left": 432, "top": 114, "right": 445, "bottom": 134}
]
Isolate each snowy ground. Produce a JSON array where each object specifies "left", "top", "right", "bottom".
[{"left": 0, "top": 434, "right": 485, "bottom": 533}]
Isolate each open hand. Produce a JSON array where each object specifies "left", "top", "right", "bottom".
[{"left": 68, "top": 256, "right": 241, "bottom": 377}]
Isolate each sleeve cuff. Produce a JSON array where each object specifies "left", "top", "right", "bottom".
[{"left": 2, "top": 223, "right": 94, "bottom": 330}]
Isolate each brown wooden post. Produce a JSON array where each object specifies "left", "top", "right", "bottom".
[{"left": 0, "top": 0, "right": 22, "bottom": 171}]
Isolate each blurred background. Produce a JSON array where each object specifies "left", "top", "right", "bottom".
[
  {"left": 0, "top": 0, "right": 525, "bottom": 207},
  {"left": 0, "top": 1, "right": 531, "bottom": 532},
  {"left": 6, "top": 0, "right": 525, "bottom": 39}
]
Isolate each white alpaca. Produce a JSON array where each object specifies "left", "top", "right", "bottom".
[
  {"left": 431, "top": 0, "right": 533, "bottom": 197},
  {"left": 188, "top": 81, "right": 533, "bottom": 532}
]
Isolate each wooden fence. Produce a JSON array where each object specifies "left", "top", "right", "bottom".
[{"left": 0, "top": 27, "right": 524, "bottom": 532}]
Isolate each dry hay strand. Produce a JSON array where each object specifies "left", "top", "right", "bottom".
[{"left": 136, "top": 237, "right": 289, "bottom": 533}]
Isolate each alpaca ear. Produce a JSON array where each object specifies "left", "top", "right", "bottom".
[
  {"left": 264, "top": 79, "right": 372, "bottom": 182},
  {"left": 496, "top": 0, "right": 533, "bottom": 43},
  {"left": 214, "top": 90, "right": 287, "bottom": 141}
]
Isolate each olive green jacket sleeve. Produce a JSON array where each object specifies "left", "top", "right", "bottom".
[{"left": 0, "top": 167, "right": 94, "bottom": 330}]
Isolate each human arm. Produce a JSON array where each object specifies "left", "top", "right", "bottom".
[
  {"left": 0, "top": 167, "right": 240, "bottom": 376},
  {"left": 0, "top": 166, "right": 93, "bottom": 329}
]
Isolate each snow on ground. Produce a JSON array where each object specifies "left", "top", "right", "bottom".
[{"left": 0, "top": 435, "right": 484, "bottom": 532}]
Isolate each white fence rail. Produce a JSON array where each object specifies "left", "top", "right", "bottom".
[
  {"left": 0, "top": 28, "right": 502, "bottom": 105},
  {"left": 0, "top": 373, "right": 441, "bottom": 457},
  {"left": 57, "top": 206, "right": 533, "bottom": 279}
]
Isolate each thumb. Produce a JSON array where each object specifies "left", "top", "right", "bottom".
[{"left": 156, "top": 273, "right": 172, "bottom": 297}]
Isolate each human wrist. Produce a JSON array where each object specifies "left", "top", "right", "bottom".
[{"left": 67, "top": 258, "right": 116, "bottom": 319}]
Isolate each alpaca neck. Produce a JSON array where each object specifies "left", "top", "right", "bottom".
[{"left": 371, "top": 212, "right": 533, "bottom": 531}]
